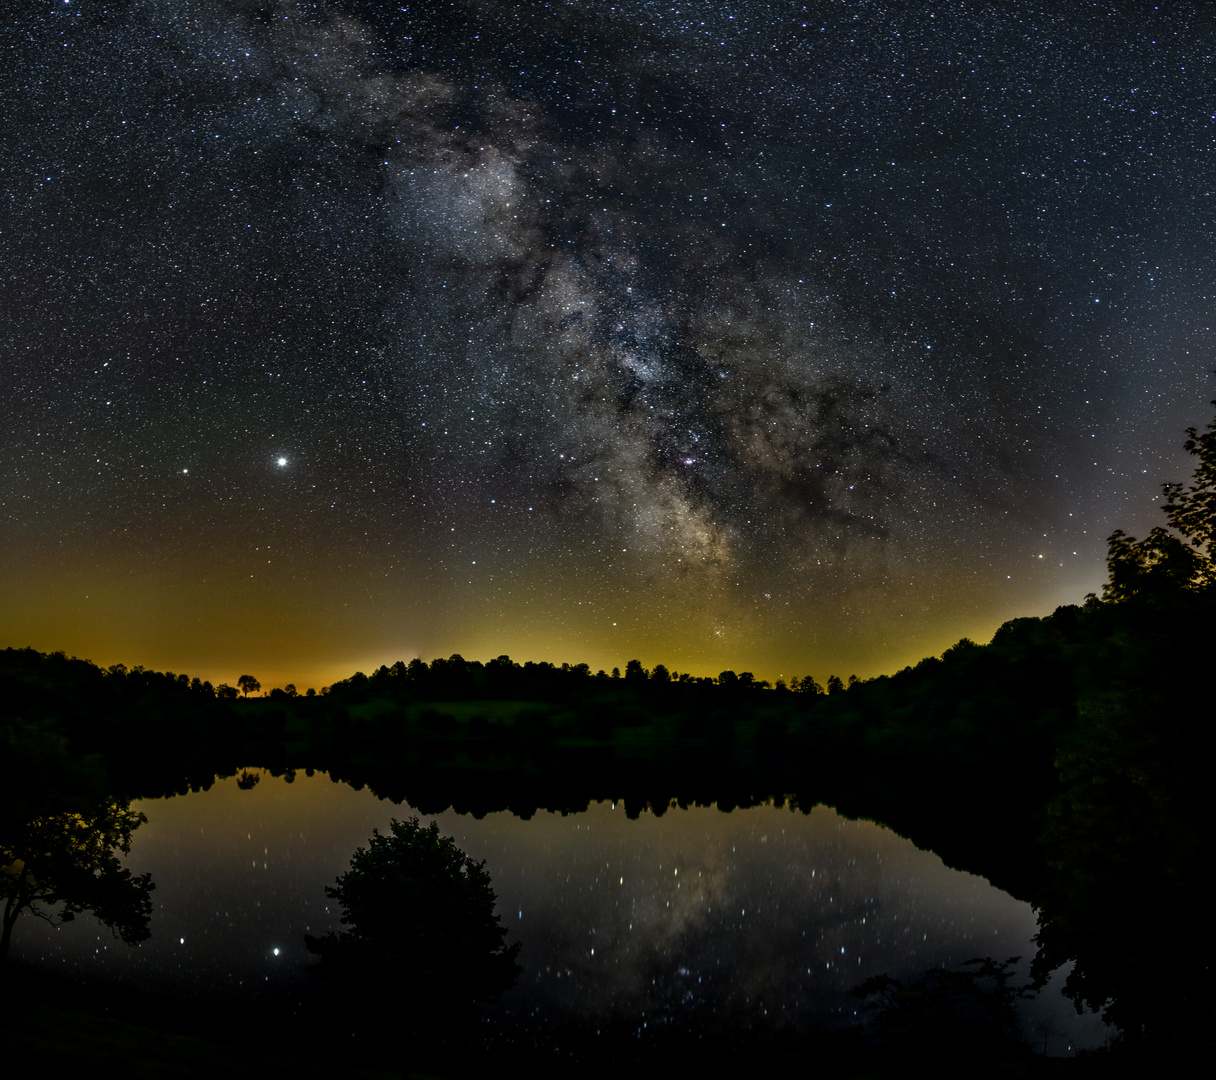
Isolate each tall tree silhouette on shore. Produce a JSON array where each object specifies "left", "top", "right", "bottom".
[{"left": 1103, "top": 400, "right": 1216, "bottom": 600}]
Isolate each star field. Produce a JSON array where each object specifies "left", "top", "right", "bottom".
[
  {"left": 20, "top": 772, "right": 1100, "bottom": 1047},
  {"left": 2, "top": 0, "right": 1214, "bottom": 686}
]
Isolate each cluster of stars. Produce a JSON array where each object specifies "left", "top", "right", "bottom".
[{"left": 1, "top": 1, "right": 1212, "bottom": 684}]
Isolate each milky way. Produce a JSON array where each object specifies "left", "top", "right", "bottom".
[{"left": 3, "top": 0, "right": 1214, "bottom": 684}]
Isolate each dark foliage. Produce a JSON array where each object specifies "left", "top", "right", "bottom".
[
  {"left": 853, "top": 956, "right": 1032, "bottom": 1065},
  {"left": 3, "top": 403, "right": 1215, "bottom": 1057},
  {"left": 305, "top": 817, "right": 520, "bottom": 1024},
  {"left": 1103, "top": 397, "right": 1216, "bottom": 600},
  {"left": 1, "top": 801, "right": 154, "bottom": 962}
]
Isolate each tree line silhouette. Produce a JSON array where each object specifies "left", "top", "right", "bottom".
[{"left": 3, "top": 399, "right": 1215, "bottom": 1060}]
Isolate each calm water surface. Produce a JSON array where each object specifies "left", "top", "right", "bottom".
[{"left": 17, "top": 771, "right": 1106, "bottom": 1052}]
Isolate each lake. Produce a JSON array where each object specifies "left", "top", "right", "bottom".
[{"left": 12, "top": 769, "right": 1107, "bottom": 1057}]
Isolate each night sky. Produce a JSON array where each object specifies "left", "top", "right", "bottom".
[{"left": 3, "top": 0, "right": 1214, "bottom": 689}]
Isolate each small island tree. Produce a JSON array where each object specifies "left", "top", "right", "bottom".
[{"left": 306, "top": 817, "right": 520, "bottom": 1022}]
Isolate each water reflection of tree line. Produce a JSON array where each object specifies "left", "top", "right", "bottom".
[{"left": 2, "top": 403, "right": 1215, "bottom": 1056}]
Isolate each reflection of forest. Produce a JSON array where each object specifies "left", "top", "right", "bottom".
[
  {"left": 2, "top": 592, "right": 1210, "bottom": 1065},
  {"left": 4, "top": 407, "right": 1215, "bottom": 1068}
]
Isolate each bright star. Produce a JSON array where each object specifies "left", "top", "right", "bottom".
[{"left": 276, "top": 457, "right": 287, "bottom": 467}]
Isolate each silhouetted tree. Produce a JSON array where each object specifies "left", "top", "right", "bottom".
[
  {"left": 624, "top": 659, "right": 648, "bottom": 683},
  {"left": 305, "top": 817, "right": 520, "bottom": 1018},
  {"left": 237, "top": 674, "right": 261, "bottom": 697},
  {"left": 1, "top": 801, "right": 154, "bottom": 961},
  {"left": 1103, "top": 399, "right": 1216, "bottom": 600},
  {"left": 1103, "top": 526, "right": 1207, "bottom": 601},
  {"left": 1031, "top": 669, "right": 1212, "bottom": 1047},
  {"left": 826, "top": 674, "right": 845, "bottom": 694},
  {"left": 1163, "top": 400, "right": 1216, "bottom": 549}
]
